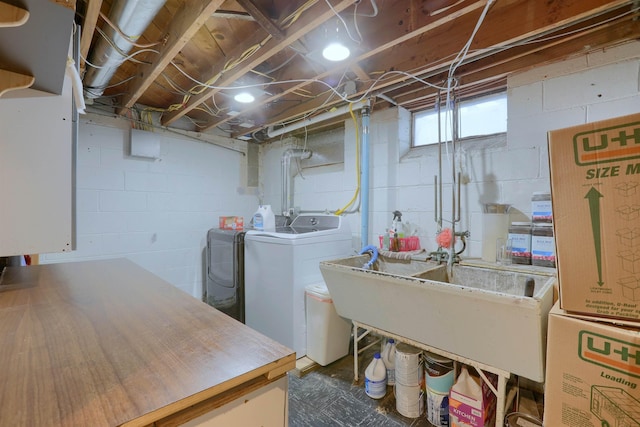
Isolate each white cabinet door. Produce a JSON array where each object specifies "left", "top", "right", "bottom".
[
  {"left": 181, "top": 376, "right": 288, "bottom": 427},
  {"left": 0, "top": 58, "right": 73, "bottom": 257}
]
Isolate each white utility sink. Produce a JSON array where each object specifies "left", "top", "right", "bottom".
[{"left": 319, "top": 255, "right": 556, "bottom": 382}]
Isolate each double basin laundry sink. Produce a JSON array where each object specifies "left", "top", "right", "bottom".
[{"left": 319, "top": 255, "right": 556, "bottom": 382}]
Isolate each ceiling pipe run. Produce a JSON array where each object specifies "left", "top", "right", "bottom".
[
  {"left": 267, "top": 99, "right": 369, "bottom": 139},
  {"left": 281, "top": 148, "right": 312, "bottom": 218},
  {"left": 83, "top": 0, "right": 167, "bottom": 99}
]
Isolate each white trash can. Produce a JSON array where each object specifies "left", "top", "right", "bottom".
[{"left": 305, "top": 282, "right": 352, "bottom": 366}]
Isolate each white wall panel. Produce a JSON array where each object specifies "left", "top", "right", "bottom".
[{"left": 0, "top": 68, "right": 73, "bottom": 257}]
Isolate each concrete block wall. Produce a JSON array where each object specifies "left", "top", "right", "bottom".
[
  {"left": 260, "top": 41, "right": 640, "bottom": 258},
  {"left": 40, "top": 115, "right": 257, "bottom": 298},
  {"left": 39, "top": 41, "right": 639, "bottom": 297}
]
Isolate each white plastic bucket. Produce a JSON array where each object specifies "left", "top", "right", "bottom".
[
  {"left": 395, "top": 383, "right": 424, "bottom": 418},
  {"left": 395, "top": 343, "right": 423, "bottom": 386},
  {"left": 425, "top": 352, "right": 454, "bottom": 392}
]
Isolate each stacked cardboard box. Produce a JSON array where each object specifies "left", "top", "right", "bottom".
[{"left": 544, "top": 113, "right": 640, "bottom": 425}]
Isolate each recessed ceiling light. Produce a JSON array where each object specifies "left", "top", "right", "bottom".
[
  {"left": 322, "top": 42, "right": 350, "bottom": 62},
  {"left": 234, "top": 92, "right": 255, "bottom": 103}
]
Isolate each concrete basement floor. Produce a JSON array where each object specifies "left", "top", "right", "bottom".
[{"left": 287, "top": 333, "right": 544, "bottom": 426}]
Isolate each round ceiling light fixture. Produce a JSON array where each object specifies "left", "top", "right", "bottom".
[
  {"left": 234, "top": 92, "right": 255, "bottom": 103},
  {"left": 322, "top": 42, "right": 350, "bottom": 62}
]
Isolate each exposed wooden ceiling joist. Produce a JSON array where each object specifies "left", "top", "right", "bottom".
[
  {"left": 74, "top": 0, "right": 638, "bottom": 142},
  {"left": 79, "top": 0, "right": 102, "bottom": 71},
  {"left": 219, "top": 0, "right": 489, "bottom": 136},
  {"left": 161, "top": 0, "right": 358, "bottom": 126},
  {"left": 117, "top": 0, "right": 226, "bottom": 114},
  {"left": 392, "top": 12, "right": 640, "bottom": 110},
  {"left": 232, "top": 0, "right": 633, "bottom": 138}
]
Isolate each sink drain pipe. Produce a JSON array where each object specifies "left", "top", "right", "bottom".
[{"left": 360, "top": 101, "right": 371, "bottom": 248}]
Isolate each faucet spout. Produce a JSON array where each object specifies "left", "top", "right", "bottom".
[{"left": 359, "top": 245, "right": 379, "bottom": 270}]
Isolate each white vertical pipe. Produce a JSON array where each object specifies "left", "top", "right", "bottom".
[
  {"left": 360, "top": 101, "right": 371, "bottom": 249},
  {"left": 281, "top": 148, "right": 312, "bottom": 217}
]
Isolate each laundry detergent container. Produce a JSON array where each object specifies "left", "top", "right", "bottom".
[{"left": 305, "top": 282, "right": 352, "bottom": 366}]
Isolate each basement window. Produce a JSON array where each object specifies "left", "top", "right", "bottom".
[{"left": 412, "top": 91, "right": 507, "bottom": 147}]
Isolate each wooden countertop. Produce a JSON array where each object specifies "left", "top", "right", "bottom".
[{"left": 0, "top": 259, "right": 295, "bottom": 426}]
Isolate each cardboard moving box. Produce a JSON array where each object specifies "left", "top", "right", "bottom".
[
  {"left": 549, "top": 113, "right": 640, "bottom": 320},
  {"left": 544, "top": 303, "right": 640, "bottom": 426}
]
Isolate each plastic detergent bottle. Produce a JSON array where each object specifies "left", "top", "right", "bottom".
[
  {"left": 365, "top": 352, "right": 387, "bottom": 399},
  {"left": 381, "top": 338, "right": 396, "bottom": 386},
  {"left": 252, "top": 205, "right": 275, "bottom": 231}
]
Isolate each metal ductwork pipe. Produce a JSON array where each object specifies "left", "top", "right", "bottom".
[
  {"left": 281, "top": 148, "right": 312, "bottom": 217},
  {"left": 83, "top": 0, "right": 167, "bottom": 99}
]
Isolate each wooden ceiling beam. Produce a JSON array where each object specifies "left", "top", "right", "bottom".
[
  {"left": 391, "top": 14, "right": 640, "bottom": 109},
  {"left": 350, "top": 64, "right": 370, "bottom": 82},
  {"left": 236, "top": 0, "right": 307, "bottom": 53},
  {"left": 232, "top": 0, "right": 633, "bottom": 138},
  {"left": 352, "top": 0, "right": 634, "bottom": 93},
  {"left": 79, "top": 0, "right": 102, "bottom": 72},
  {"left": 160, "top": 0, "right": 358, "bottom": 126},
  {"left": 212, "top": 10, "right": 254, "bottom": 21},
  {"left": 236, "top": 0, "right": 282, "bottom": 39},
  {"left": 215, "top": 0, "right": 488, "bottom": 135},
  {"left": 117, "top": 0, "right": 226, "bottom": 115}
]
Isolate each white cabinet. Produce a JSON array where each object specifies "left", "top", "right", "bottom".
[
  {"left": 0, "top": 59, "right": 73, "bottom": 257},
  {"left": 180, "top": 376, "right": 289, "bottom": 427}
]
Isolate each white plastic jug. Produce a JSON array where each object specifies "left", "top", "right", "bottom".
[
  {"left": 382, "top": 338, "right": 396, "bottom": 386},
  {"left": 365, "top": 352, "right": 387, "bottom": 399},
  {"left": 252, "top": 205, "right": 275, "bottom": 231}
]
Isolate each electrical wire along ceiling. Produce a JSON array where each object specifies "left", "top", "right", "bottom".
[{"left": 75, "top": 0, "right": 640, "bottom": 142}]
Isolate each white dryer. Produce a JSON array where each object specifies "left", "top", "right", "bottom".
[{"left": 244, "top": 214, "right": 352, "bottom": 358}]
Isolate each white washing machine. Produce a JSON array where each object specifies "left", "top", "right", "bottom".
[{"left": 244, "top": 214, "right": 352, "bottom": 358}]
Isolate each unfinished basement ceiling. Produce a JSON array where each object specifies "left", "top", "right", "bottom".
[{"left": 75, "top": 0, "right": 640, "bottom": 142}]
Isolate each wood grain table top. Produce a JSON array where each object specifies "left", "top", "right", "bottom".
[{"left": 0, "top": 259, "right": 295, "bottom": 426}]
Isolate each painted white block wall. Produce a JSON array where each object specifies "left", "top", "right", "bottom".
[
  {"left": 40, "top": 115, "right": 258, "bottom": 298},
  {"left": 37, "top": 41, "right": 639, "bottom": 297},
  {"left": 260, "top": 41, "right": 640, "bottom": 258}
]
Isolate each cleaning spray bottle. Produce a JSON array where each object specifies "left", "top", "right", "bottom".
[{"left": 390, "top": 210, "right": 403, "bottom": 251}]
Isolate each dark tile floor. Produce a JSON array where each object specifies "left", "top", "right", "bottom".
[{"left": 288, "top": 338, "right": 433, "bottom": 427}]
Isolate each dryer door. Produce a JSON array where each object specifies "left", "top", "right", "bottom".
[{"left": 205, "top": 229, "right": 244, "bottom": 322}]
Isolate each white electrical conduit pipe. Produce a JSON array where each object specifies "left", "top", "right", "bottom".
[
  {"left": 267, "top": 99, "right": 369, "bottom": 139},
  {"left": 66, "top": 57, "right": 86, "bottom": 114}
]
